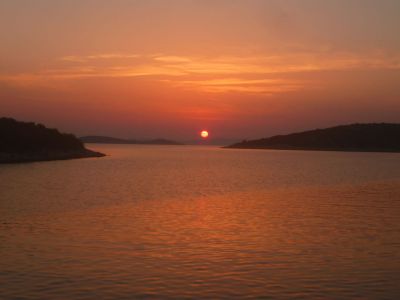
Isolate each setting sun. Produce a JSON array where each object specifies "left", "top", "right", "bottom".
[{"left": 200, "top": 130, "right": 209, "bottom": 138}]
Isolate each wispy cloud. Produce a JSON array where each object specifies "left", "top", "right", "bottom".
[
  {"left": 162, "top": 78, "right": 304, "bottom": 94},
  {"left": 61, "top": 53, "right": 140, "bottom": 63},
  {"left": 2, "top": 51, "right": 399, "bottom": 94},
  {"left": 153, "top": 55, "right": 193, "bottom": 63}
]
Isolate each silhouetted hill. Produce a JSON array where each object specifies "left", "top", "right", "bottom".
[
  {"left": 0, "top": 118, "right": 104, "bottom": 163},
  {"left": 80, "top": 136, "right": 182, "bottom": 145},
  {"left": 226, "top": 123, "right": 400, "bottom": 152},
  {"left": 80, "top": 136, "right": 134, "bottom": 144},
  {"left": 184, "top": 138, "right": 241, "bottom": 146}
]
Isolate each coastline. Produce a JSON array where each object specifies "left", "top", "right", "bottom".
[
  {"left": 0, "top": 149, "right": 105, "bottom": 164},
  {"left": 224, "top": 145, "right": 400, "bottom": 153}
]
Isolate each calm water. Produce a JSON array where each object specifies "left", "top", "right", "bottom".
[{"left": 1, "top": 145, "right": 400, "bottom": 299}]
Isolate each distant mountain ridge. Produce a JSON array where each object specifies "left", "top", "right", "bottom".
[
  {"left": 80, "top": 136, "right": 183, "bottom": 145},
  {"left": 0, "top": 117, "right": 104, "bottom": 163},
  {"left": 226, "top": 123, "right": 400, "bottom": 152}
]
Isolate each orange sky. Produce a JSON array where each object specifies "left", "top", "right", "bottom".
[{"left": 1, "top": 0, "right": 399, "bottom": 140}]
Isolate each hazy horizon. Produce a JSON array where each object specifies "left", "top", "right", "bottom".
[{"left": 1, "top": 0, "right": 400, "bottom": 140}]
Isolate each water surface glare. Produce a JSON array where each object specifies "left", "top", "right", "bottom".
[{"left": 1, "top": 145, "right": 400, "bottom": 299}]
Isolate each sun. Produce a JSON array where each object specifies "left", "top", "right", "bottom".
[{"left": 200, "top": 130, "right": 209, "bottom": 138}]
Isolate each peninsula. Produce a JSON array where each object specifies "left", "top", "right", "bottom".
[
  {"left": 0, "top": 118, "right": 105, "bottom": 163},
  {"left": 226, "top": 123, "right": 400, "bottom": 153}
]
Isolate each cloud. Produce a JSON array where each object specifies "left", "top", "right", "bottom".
[
  {"left": 153, "top": 55, "right": 193, "bottom": 63},
  {"left": 163, "top": 78, "right": 304, "bottom": 94},
  {"left": 1, "top": 51, "right": 399, "bottom": 95},
  {"left": 61, "top": 53, "right": 140, "bottom": 63}
]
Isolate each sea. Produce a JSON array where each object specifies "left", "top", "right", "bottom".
[{"left": 1, "top": 145, "right": 399, "bottom": 299}]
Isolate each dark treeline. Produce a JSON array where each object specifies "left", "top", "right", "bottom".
[
  {"left": 227, "top": 123, "right": 400, "bottom": 152},
  {"left": 0, "top": 117, "right": 84, "bottom": 153}
]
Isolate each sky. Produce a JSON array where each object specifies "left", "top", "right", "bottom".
[{"left": 1, "top": 0, "right": 399, "bottom": 140}]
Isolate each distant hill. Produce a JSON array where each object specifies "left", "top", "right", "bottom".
[
  {"left": 80, "top": 136, "right": 183, "bottom": 145},
  {"left": 226, "top": 123, "right": 400, "bottom": 153},
  {"left": 184, "top": 138, "right": 241, "bottom": 146},
  {"left": 0, "top": 118, "right": 104, "bottom": 163}
]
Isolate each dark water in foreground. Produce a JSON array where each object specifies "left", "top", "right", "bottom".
[{"left": 1, "top": 145, "right": 400, "bottom": 299}]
